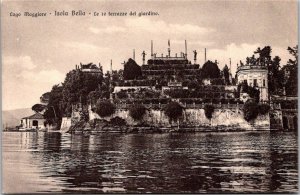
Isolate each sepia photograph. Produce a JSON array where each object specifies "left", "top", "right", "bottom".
[{"left": 1, "top": 0, "right": 298, "bottom": 194}]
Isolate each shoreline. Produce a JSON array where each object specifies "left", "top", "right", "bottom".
[{"left": 4, "top": 127, "right": 291, "bottom": 133}]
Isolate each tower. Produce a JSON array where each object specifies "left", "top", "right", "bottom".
[{"left": 236, "top": 62, "right": 268, "bottom": 101}]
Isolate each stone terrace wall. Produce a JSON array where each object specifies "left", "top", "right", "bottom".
[{"left": 89, "top": 105, "right": 270, "bottom": 130}]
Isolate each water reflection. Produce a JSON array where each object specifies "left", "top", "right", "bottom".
[{"left": 2, "top": 131, "right": 298, "bottom": 193}]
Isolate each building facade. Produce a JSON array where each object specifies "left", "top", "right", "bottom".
[
  {"left": 20, "top": 113, "right": 46, "bottom": 130},
  {"left": 236, "top": 64, "right": 268, "bottom": 101}
]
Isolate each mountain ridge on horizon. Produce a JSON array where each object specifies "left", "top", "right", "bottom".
[{"left": 2, "top": 108, "right": 34, "bottom": 128}]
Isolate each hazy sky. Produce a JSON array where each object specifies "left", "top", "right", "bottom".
[{"left": 2, "top": 0, "right": 298, "bottom": 110}]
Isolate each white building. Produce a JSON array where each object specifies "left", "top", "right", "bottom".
[
  {"left": 236, "top": 64, "right": 268, "bottom": 101},
  {"left": 20, "top": 113, "right": 46, "bottom": 130}
]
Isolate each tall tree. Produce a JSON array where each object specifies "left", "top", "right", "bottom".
[
  {"left": 123, "top": 58, "right": 142, "bottom": 80},
  {"left": 40, "top": 92, "right": 50, "bottom": 104},
  {"left": 246, "top": 46, "right": 284, "bottom": 95},
  {"left": 254, "top": 46, "right": 272, "bottom": 66},
  {"left": 201, "top": 60, "right": 220, "bottom": 79},
  {"left": 222, "top": 65, "right": 230, "bottom": 85},
  {"left": 284, "top": 45, "right": 298, "bottom": 96},
  {"left": 43, "top": 84, "right": 64, "bottom": 126},
  {"left": 268, "top": 56, "right": 284, "bottom": 95},
  {"left": 32, "top": 104, "right": 46, "bottom": 113},
  {"left": 287, "top": 45, "right": 298, "bottom": 66}
]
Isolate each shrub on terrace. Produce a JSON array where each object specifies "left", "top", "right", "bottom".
[
  {"left": 204, "top": 104, "right": 215, "bottom": 119},
  {"left": 95, "top": 100, "right": 116, "bottom": 117},
  {"left": 116, "top": 91, "right": 128, "bottom": 99},
  {"left": 164, "top": 101, "right": 183, "bottom": 123},
  {"left": 129, "top": 104, "right": 147, "bottom": 121},
  {"left": 110, "top": 116, "right": 127, "bottom": 126},
  {"left": 243, "top": 100, "right": 259, "bottom": 122}
]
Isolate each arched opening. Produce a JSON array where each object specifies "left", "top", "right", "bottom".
[
  {"left": 32, "top": 120, "right": 38, "bottom": 127},
  {"left": 283, "top": 116, "right": 289, "bottom": 130},
  {"left": 293, "top": 116, "right": 297, "bottom": 131}
]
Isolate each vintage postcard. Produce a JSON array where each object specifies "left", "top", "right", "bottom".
[{"left": 1, "top": 0, "right": 298, "bottom": 194}]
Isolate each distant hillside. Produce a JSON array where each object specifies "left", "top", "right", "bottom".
[{"left": 2, "top": 108, "right": 34, "bottom": 128}]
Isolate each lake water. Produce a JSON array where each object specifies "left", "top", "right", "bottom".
[{"left": 2, "top": 131, "right": 298, "bottom": 193}]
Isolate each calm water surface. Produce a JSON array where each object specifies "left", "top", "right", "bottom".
[{"left": 2, "top": 131, "right": 298, "bottom": 193}]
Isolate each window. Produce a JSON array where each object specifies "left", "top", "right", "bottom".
[
  {"left": 254, "top": 79, "right": 257, "bottom": 87},
  {"left": 263, "top": 79, "right": 265, "bottom": 87}
]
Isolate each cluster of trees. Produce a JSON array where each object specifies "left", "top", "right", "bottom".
[
  {"left": 41, "top": 63, "right": 109, "bottom": 126},
  {"left": 62, "top": 69, "right": 104, "bottom": 114}
]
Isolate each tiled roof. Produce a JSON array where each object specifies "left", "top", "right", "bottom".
[{"left": 22, "top": 112, "right": 44, "bottom": 119}]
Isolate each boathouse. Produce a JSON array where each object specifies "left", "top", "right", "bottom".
[{"left": 20, "top": 112, "right": 45, "bottom": 130}]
